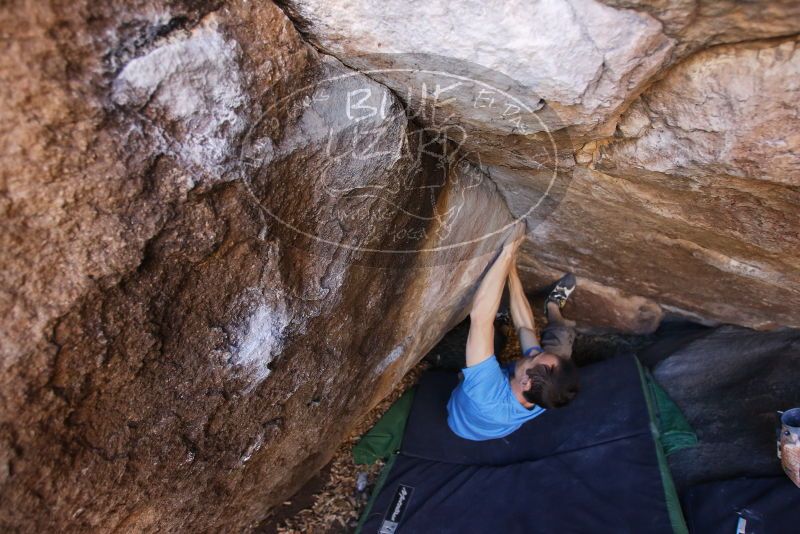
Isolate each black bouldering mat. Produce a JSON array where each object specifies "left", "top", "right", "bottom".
[
  {"left": 361, "top": 433, "right": 672, "bottom": 533},
  {"left": 682, "top": 476, "right": 800, "bottom": 534},
  {"left": 358, "top": 355, "right": 685, "bottom": 533},
  {"left": 401, "top": 354, "right": 651, "bottom": 466}
]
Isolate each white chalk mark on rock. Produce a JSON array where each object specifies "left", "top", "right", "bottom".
[
  {"left": 240, "top": 432, "right": 264, "bottom": 464},
  {"left": 231, "top": 302, "right": 290, "bottom": 387},
  {"left": 111, "top": 15, "right": 246, "bottom": 180},
  {"left": 374, "top": 345, "right": 403, "bottom": 375}
]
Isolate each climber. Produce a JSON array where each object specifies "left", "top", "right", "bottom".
[{"left": 447, "top": 225, "right": 580, "bottom": 441}]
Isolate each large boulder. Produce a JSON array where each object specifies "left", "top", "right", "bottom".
[
  {"left": 0, "top": 1, "right": 512, "bottom": 530},
  {"left": 590, "top": 38, "right": 800, "bottom": 328},
  {"left": 282, "top": 0, "right": 800, "bottom": 331},
  {"left": 281, "top": 0, "right": 675, "bottom": 149},
  {"left": 647, "top": 325, "right": 800, "bottom": 488}
]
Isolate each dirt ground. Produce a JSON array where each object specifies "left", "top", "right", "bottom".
[{"left": 258, "top": 360, "right": 431, "bottom": 533}]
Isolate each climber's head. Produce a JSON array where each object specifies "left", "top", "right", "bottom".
[{"left": 516, "top": 353, "right": 579, "bottom": 409}]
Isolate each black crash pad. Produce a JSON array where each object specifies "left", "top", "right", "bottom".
[
  {"left": 682, "top": 476, "right": 800, "bottom": 534},
  {"left": 361, "top": 433, "right": 672, "bottom": 533},
  {"left": 401, "top": 353, "right": 651, "bottom": 466},
  {"left": 359, "top": 355, "right": 680, "bottom": 533}
]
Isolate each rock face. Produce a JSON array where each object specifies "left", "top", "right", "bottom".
[
  {"left": 283, "top": 0, "right": 800, "bottom": 331},
  {"left": 645, "top": 325, "right": 800, "bottom": 488},
  {"left": 1, "top": 0, "right": 799, "bottom": 531},
  {"left": 590, "top": 38, "right": 800, "bottom": 328},
  {"left": 282, "top": 0, "right": 675, "bottom": 145},
  {"left": 0, "top": 1, "right": 512, "bottom": 531}
]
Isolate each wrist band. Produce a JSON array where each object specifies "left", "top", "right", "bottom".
[{"left": 524, "top": 346, "right": 543, "bottom": 357}]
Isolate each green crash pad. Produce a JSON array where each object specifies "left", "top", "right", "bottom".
[
  {"left": 641, "top": 364, "right": 699, "bottom": 456},
  {"left": 353, "top": 388, "right": 416, "bottom": 465},
  {"left": 636, "top": 358, "right": 695, "bottom": 534},
  {"left": 353, "top": 389, "right": 414, "bottom": 534}
]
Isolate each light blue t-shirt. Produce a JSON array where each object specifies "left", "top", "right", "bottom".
[{"left": 447, "top": 355, "right": 546, "bottom": 441}]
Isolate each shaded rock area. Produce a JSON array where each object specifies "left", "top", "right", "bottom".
[
  {"left": 1, "top": 0, "right": 799, "bottom": 532},
  {"left": 259, "top": 360, "right": 430, "bottom": 533},
  {"left": 646, "top": 325, "right": 800, "bottom": 491},
  {"left": 424, "top": 312, "right": 660, "bottom": 371}
]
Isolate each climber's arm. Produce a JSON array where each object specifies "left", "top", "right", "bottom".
[
  {"left": 465, "top": 232, "right": 522, "bottom": 367},
  {"left": 508, "top": 262, "right": 542, "bottom": 357}
]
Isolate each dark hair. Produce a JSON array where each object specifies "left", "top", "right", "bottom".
[{"left": 523, "top": 356, "right": 579, "bottom": 408}]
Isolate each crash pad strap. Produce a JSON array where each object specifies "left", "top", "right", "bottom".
[{"left": 682, "top": 476, "right": 800, "bottom": 533}]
